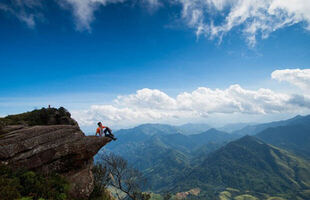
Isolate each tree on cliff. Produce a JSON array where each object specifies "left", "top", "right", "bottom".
[{"left": 92, "top": 153, "right": 151, "bottom": 200}]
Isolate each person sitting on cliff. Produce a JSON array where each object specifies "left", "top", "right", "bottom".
[{"left": 96, "top": 122, "right": 117, "bottom": 141}]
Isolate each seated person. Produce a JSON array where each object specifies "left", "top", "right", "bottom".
[{"left": 96, "top": 122, "right": 117, "bottom": 141}]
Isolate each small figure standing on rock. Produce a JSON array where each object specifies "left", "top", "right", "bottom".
[{"left": 96, "top": 122, "right": 117, "bottom": 141}]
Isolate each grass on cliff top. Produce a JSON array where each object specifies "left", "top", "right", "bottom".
[{"left": 0, "top": 107, "right": 76, "bottom": 133}]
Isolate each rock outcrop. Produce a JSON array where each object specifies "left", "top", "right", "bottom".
[{"left": 0, "top": 108, "right": 111, "bottom": 199}]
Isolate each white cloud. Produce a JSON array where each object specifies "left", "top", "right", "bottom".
[
  {"left": 272, "top": 69, "right": 310, "bottom": 92},
  {"left": 0, "top": 0, "right": 43, "bottom": 28},
  {"left": 115, "top": 88, "right": 177, "bottom": 109},
  {"left": 177, "top": 0, "right": 310, "bottom": 46},
  {"left": 1, "top": 0, "right": 310, "bottom": 44},
  {"left": 143, "top": 0, "right": 161, "bottom": 7},
  {"left": 176, "top": 85, "right": 292, "bottom": 115},
  {"left": 72, "top": 70, "right": 310, "bottom": 128},
  {"left": 61, "top": 0, "right": 162, "bottom": 30},
  {"left": 59, "top": 0, "right": 125, "bottom": 31}
]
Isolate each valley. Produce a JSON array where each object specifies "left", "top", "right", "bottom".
[{"left": 101, "top": 115, "right": 310, "bottom": 199}]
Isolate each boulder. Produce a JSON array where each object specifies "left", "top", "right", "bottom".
[{"left": 0, "top": 108, "right": 111, "bottom": 199}]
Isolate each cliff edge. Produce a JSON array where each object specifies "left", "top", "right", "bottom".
[{"left": 0, "top": 107, "right": 111, "bottom": 199}]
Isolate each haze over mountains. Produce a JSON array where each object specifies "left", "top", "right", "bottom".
[
  {"left": 105, "top": 125, "right": 239, "bottom": 191},
  {"left": 100, "top": 114, "right": 310, "bottom": 199},
  {"left": 232, "top": 115, "right": 310, "bottom": 136},
  {"left": 114, "top": 123, "right": 212, "bottom": 136}
]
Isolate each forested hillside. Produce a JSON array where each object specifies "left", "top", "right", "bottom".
[
  {"left": 233, "top": 115, "right": 310, "bottom": 136},
  {"left": 170, "top": 136, "right": 310, "bottom": 199},
  {"left": 102, "top": 116, "right": 310, "bottom": 199},
  {"left": 256, "top": 124, "right": 310, "bottom": 159},
  {"left": 101, "top": 124, "right": 238, "bottom": 191}
]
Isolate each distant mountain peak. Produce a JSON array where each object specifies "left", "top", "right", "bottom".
[
  {"left": 232, "top": 113, "right": 310, "bottom": 136},
  {"left": 293, "top": 114, "right": 303, "bottom": 119},
  {"left": 198, "top": 128, "right": 229, "bottom": 136},
  {"left": 206, "top": 128, "right": 223, "bottom": 133},
  {"left": 117, "top": 123, "right": 180, "bottom": 136},
  {"left": 234, "top": 135, "right": 264, "bottom": 145},
  {"left": 173, "top": 133, "right": 310, "bottom": 199}
]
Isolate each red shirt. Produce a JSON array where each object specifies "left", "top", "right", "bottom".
[{"left": 96, "top": 125, "right": 106, "bottom": 136}]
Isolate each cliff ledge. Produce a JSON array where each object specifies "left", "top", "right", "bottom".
[{"left": 0, "top": 107, "right": 110, "bottom": 199}]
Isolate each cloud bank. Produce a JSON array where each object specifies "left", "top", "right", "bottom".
[
  {"left": 1, "top": 0, "right": 310, "bottom": 44},
  {"left": 72, "top": 69, "right": 310, "bottom": 128},
  {"left": 272, "top": 69, "right": 310, "bottom": 92}
]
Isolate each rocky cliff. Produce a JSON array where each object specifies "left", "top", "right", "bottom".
[{"left": 0, "top": 108, "right": 111, "bottom": 199}]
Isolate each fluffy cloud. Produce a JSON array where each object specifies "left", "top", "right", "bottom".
[
  {"left": 176, "top": 85, "right": 292, "bottom": 115},
  {"left": 177, "top": 0, "right": 310, "bottom": 46},
  {"left": 115, "top": 88, "right": 177, "bottom": 109},
  {"left": 272, "top": 69, "right": 310, "bottom": 92},
  {"left": 62, "top": 0, "right": 310, "bottom": 40},
  {"left": 72, "top": 70, "right": 310, "bottom": 127},
  {"left": 1, "top": 0, "right": 310, "bottom": 44}
]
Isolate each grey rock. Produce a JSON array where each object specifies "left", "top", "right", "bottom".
[{"left": 0, "top": 124, "right": 111, "bottom": 199}]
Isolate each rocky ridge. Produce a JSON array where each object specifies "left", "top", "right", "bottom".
[{"left": 0, "top": 108, "right": 111, "bottom": 199}]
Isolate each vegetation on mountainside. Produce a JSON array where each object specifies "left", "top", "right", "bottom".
[
  {"left": 104, "top": 118, "right": 310, "bottom": 199},
  {"left": 0, "top": 158, "right": 117, "bottom": 200},
  {"left": 2, "top": 108, "right": 310, "bottom": 200},
  {"left": 0, "top": 107, "right": 76, "bottom": 134},
  {"left": 92, "top": 153, "right": 151, "bottom": 200},
  {"left": 148, "top": 189, "right": 290, "bottom": 200},
  {"left": 90, "top": 163, "right": 115, "bottom": 200},
  {"left": 233, "top": 114, "right": 310, "bottom": 136},
  {"left": 102, "top": 132, "right": 192, "bottom": 191},
  {"left": 105, "top": 125, "right": 238, "bottom": 191},
  {"left": 256, "top": 124, "right": 310, "bottom": 159},
  {"left": 0, "top": 152, "right": 148, "bottom": 200},
  {"left": 217, "top": 188, "right": 290, "bottom": 200},
  {"left": 0, "top": 164, "right": 69, "bottom": 200},
  {"left": 170, "top": 136, "right": 310, "bottom": 199}
]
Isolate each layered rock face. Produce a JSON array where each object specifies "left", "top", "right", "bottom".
[{"left": 0, "top": 108, "right": 111, "bottom": 199}]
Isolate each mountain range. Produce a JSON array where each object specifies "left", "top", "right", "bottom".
[
  {"left": 170, "top": 136, "right": 310, "bottom": 199},
  {"left": 256, "top": 124, "right": 310, "bottom": 160},
  {"left": 232, "top": 115, "right": 310, "bottom": 135},
  {"left": 115, "top": 123, "right": 212, "bottom": 136},
  {"left": 101, "top": 114, "right": 310, "bottom": 199},
  {"left": 104, "top": 126, "right": 238, "bottom": 191}
]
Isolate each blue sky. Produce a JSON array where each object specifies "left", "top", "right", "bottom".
[{"left": 1, "top": 0, "right": 310, "bottom": 129}]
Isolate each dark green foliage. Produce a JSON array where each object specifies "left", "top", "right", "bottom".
[
  {"left": 0, "top": 175, "right": 22, "bottom": 200},
  {"left": 104, "top": 125, "right": 238, "bottom": 192},
  {"left": 0, "top": 164, "right": 69, "bottom": 200},
  {"left": 101, "top": 119, "right": 310, "bottom": 199},
  {"left": 163, "top": 193, "right": 172, "bottom": 200},
  {"left": 90, "top": 187, "right": 113, "bottom": 200},
  {"left": 190, "top": 128, "right": 238, "bottom": 146},
  {"left": 0, "top": 107, "right": 76, "bottom": 133},
  {"left": 256, "top": 124, "right": 310, "bottom": 159},
  {"left": 93, "top": 153, "right": 151, "bottom": 200},
  {"left": 170, "top": 136, "right": 310, "bottom": 199},
  {"left": 102, "top": 134, "right": 192, "bottom": 191},
  {"left": 90, "top": 164, "right": 112, "bottom": 200}
]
